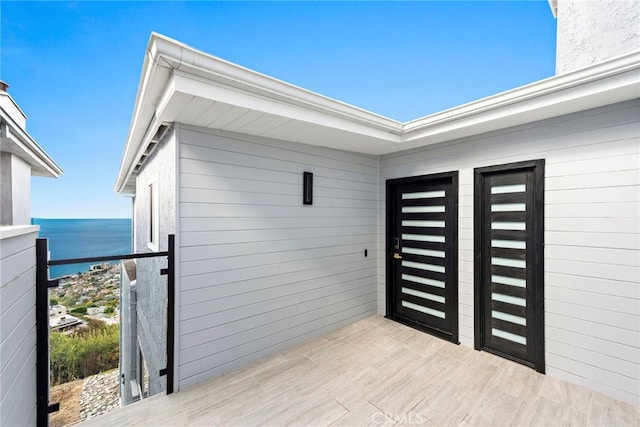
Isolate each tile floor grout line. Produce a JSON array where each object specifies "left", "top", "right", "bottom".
[{"left": 79, "top": 315, "right": 640, "bottom": 426}]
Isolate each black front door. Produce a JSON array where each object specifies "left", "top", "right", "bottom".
[
  {"left": 386, "top": 172, "right": 458, "bottom": 343},
  {"left": 474, "top": 160, "right": 545, "bottom": 373}
]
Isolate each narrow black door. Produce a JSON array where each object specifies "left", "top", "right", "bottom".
[
  {"left": 474, "top": 160, "right": 545, "bottom": 373},
  {"left": 386, "top": 172, "right": 458, "bottom": 343}
]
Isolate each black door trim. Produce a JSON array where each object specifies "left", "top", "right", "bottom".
[
  {"left": 386, "top": 171, "right": 459, "bottom": 344},
  {"left": 474, "top": 159, "right": 545, "bottom": 373}
]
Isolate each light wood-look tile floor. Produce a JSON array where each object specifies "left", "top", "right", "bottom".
[{"left": 81, "top": 315, "right": 639, "bottom": 426}]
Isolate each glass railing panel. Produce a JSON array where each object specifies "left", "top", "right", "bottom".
[
  {"left": 48, "top": 253, "right": 168, "bottom": 426},
  {"left": 120, "top": 256, "right": 168, "bottom": 405}
]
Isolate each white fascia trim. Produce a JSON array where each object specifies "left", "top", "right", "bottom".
[
  {"left": 115, "top": 38, "right": 174, "bottom": 194},
  {"left": 115, "top": 32, "right": 402, "bottom": 194},
  {"left": 404, "top": 50, "right": 640, "bottom": 132},
  {"left": 400, "top": 50, "right": 640, "bottom": 145},
  {"left": 153, "top": 33, "right": 401, "bottom": 133},
  {"left": 0, "top": 107, "right": 63, "bottom": 178},
  {"left": 115, "top": 32, "right": 640, "bottom": 194},
  {"left": 167, "top": 71, "right": 402, "bottom": 142}
]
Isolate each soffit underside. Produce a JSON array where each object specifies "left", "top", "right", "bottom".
[{"left": 116, "top": 35, "right": 640, "bottom": 194}]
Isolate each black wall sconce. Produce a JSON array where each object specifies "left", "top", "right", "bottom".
[{"left": 303, "top": 172, "right": 313, "bottom": 205}]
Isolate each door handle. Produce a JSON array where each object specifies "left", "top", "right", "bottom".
[{"left": 393, "top": 253, "right": 402, "bottom": 259}]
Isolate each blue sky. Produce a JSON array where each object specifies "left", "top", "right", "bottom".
[{"left": 1, "top": 1, "right": 557, "bottom": 219}]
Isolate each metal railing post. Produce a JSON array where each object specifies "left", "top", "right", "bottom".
[
  {"left": 166, "top": 234, "right": 175, "bottom": 394},
  {"left": 36, "top": 239, "right": 49, "bottom": 427}
]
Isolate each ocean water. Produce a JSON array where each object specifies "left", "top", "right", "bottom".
[{"left": 31, "top": 218, "right": 132, "bottom": 277}]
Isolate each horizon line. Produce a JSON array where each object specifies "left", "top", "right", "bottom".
[{"left": 31, "top": 217, "right": 132, "bottom": 220}]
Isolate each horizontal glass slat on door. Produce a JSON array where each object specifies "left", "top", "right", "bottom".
[
  {"left": 493, "top": 318, "right": 527, "bottom": 339},
  {"left": 402, "top": 234, "right": 445, "bottom": 243},
  {"left": 402, "top": 220, "right": 445, "bottom": 227},
  {"left": 492, "top": 292, "right": 526, "bottom": 307},
  {"left": 491, "top": 203, "right": 526, "bottom": 212},
  {"left": 402, "top": 206, "right": 445, "bottom": 213},
  {"left": 402, "top": 191, "right": 445, "bottom": 199},
  {"left": 492, "top": 310, "right": 526, "bottom": 326},
  {"left": 492, "top": 328, "right": 527, "bottom": 345},
  {"left": 492, "top": 274, "right": 526, "bottom": 287},
  {"left": 491, "top": 239, "right": 526, "bottom": 249},
  {"left": 491, "top": 257, "right": 526, "bottom": 269},
  {"left": 402, "top": 247, "right": 445, "bottom": 258},
  {"left": 402, "top": 273, "right": 445, "bottom": 288},
  {"left": 402, "top": 300, "right": 446, "bottom": 319},
  {"left": 402, "top": 260, "right": 445, "bottom": 273},
  {"left": 491, "top": 222, "right": 526, "bottom": 230},
  {"left": 402, "top": 287, "right": 445, "bottom": 304},
  {"left": 491, "top": 184, "right": 525, "bottom": 194}
]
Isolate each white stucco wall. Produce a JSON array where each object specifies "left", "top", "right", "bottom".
[{"left": 556, "top": 0, "right": 640, "bottom": 74}]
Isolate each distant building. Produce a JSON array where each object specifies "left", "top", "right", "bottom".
[
  {"left": 49, "top": 314, "right": 84, "bottom": 333},
  {"left": 89, "top": 262, "right": 112, "bottom": 274},
  {"left": 49, "top": 304, "right": 84, "bottom": 332},
  {"left": 49, "top": 305, "right": 66, "bottom": 318},
  {"left": 0, "top": 81, "right": 62, "bottom": 225}
]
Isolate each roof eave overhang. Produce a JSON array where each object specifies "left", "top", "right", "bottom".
[
  {"left": 115, "top": 32, "right": 640, "bottom": 195},
  {"left": 397, "top": 50, "right": 640, "bottom": 152},
  {"left": 115, "top": 33, "right": 401, "bottom": 195},
  {"left": 0, "top": 107, "right": 63, "bottom": 178}
]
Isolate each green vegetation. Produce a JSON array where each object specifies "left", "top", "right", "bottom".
[
  {"left": 50, "top": 320, "right": 119, "bottom": 385},
  {"left": 70, "top": 306, "right": 87, "bottom": 315}
]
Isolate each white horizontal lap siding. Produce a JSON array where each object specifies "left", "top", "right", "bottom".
[
  {"left": 379, "top": 99, "right": 640, "bottom": 406},
  {"left": 0, "top": 229, "right": 38, "bottom": 426},
  {"left": 177, "top": 125, "right": 378, "bottom": 388}
]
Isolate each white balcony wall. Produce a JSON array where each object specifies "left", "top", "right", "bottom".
[
  {"left": 176, "top": 125, "right": 378, "bottom": 389},
  {"left": 378, "top": 99, "right": 640, "bottom": 406},
  {"left": 0, "top": 226, "right": 39, "bottom": 426}
]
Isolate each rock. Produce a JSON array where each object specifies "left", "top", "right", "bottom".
[{"left": 79, "top": 370, "right": 120, "bottom": 421}]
